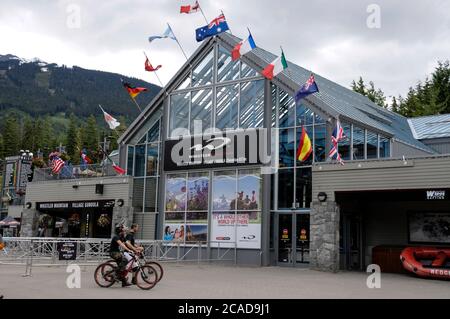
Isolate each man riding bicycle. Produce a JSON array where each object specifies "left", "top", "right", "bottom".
[
  {"left": 123, "top": 223, "right": 144, "bottom": 284},
  {"left": 110, "top": 225, "right": 133, "bottom": 287}
]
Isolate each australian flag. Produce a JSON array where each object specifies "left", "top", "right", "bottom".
[
  {"left": 294, "top": 74, "right": 319, "bottom": 103},
  {"left": 196, "top": 14, "right": 229, "bottom": 42}
]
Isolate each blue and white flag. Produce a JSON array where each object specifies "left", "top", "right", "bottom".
[
  {"left": 294, "top": 74, "right": 319, "bottom": 103},
  {"left": 149, "top": 25, "right": 177, "bottom": 43},
  {"left": 196, "top": 14, "right": 229, "bottom": 42}
]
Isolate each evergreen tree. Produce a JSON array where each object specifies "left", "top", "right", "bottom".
[
  {"left": 81, "top": 115, "right": 99, "bottom": 162},
  {"left": 21, "top": 117, "right": 35, "bottom": 152},
  {"left": 391, "top": 96, "right": 399, "bottom": 113},
  {"left": 0, "top": 133, "right": 4, "bottom": 159},
  {"left": 351, "top": 77, "right": 387, "bottom": 108},
  {"left": 66, "top": 114, "right": 81, "bottom": 164},
  {"left": 431, "top": 60, "right": 450, "bottom": 114},
  {"left": 2, "top": 114, "right": 21, "bottom": 157},
  {"left": 351, "top": 77, "right": 366, "bottom": 95}
]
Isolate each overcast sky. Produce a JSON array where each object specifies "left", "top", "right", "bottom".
[{"left": 1, "top": 0, "right": 449, "bottom": 102}]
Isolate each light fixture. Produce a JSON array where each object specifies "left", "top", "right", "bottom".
[
  {"left": 26, "top": 202, "right": 32, "bottom": 209},
  {"left": 117, "top": 199, "right": 124, "bottom": 207},
  {"left": 318, "top": 192, "right": 327, "bottom": 202}
]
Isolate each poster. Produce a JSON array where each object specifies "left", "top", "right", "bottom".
[
  {"left": 211, "top": 212, "right": 261, "bottom": 249},
  {"left": 186, "top": 224, "right": 208, "bottom": 242},
  {"left": 163, "top": 223, "right": 185, "bottom": 243},
  {"left": 409, "top": 212, "right": 450, "bottom": 244}
]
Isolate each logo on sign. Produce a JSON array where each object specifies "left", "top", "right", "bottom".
[
  {"left": 241, "top": 235, "right": 256, "bottom": 240},
  {"left": 426, "top": 190, "right": 445, "bottom": 200},
  {"left": 190, "top": 137, "right": 232, "bottom": 152}
]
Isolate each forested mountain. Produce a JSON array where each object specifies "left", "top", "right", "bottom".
[{"left": 0, "top": 54, "right": 161, "bottom": 161}]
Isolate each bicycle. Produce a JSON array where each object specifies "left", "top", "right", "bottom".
[
  {"left": 103, "top": 253, "right": 164, "bottom": 282},
  {"left": 94, "top": 252, "right": 158, "bottom": 290}
]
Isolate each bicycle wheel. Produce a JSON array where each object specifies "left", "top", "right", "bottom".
[
  {"left": 146, "top": 261, "right": 164, "bottom": 282},
  {"left": 94, "top": 263, "right": 116, "bottom": 288},
  {"left": 135, "top": 265, "right": 158, "bottom": 290}
]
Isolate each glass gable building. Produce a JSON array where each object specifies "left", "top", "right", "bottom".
[{"left": 118, "top": 33, "right": 435, "bottom": 267}]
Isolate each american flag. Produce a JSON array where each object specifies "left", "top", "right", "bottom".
[
  {"left": 208, "top": 14, "right": 226, "bottom": 29},
  {"left": 52, "top": 156, "right": 65, "bottom": 174}
]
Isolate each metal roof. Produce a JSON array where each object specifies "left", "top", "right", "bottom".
[
  {"left": 120, "top": 32, "right": 435, "bottom": 154},
  {"left": 408, "top": 114, "right": 450, "bottom": 139}
]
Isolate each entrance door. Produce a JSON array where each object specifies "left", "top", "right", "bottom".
[
  {"left": 342, "top": 213, "right": 363, "bottom": 270},
  {"left": 276, "top": 213, "right": 310, "bottom": 266}
]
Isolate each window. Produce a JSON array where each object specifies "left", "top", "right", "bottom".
[
  {"left": 277, "top": 169, "right": 294, "bottom": 209},
  {"left": 379, "top": 136, "right": 390, "bottom": 158},
  {"left": 212, "top": 170, "right": 236, "bottom": 211},
  {"left": 237, "top": 169, "right": 261, "bottom": 211},
  {"left": 240, "top": 80, "right": 264, "bottom": 128},
  {"left": 133, "top": 178, "right": 144, "bottom": 212},
  {"left": 313, "top": 125, "right": 326, "bottom": 163},
  {"left": 190, "top": 89, "right": 212, "bottom": 134},
  {"left": 217, "top": 45, "right": 239, "bottom": 82},
  {"left": 296, "top": 168, "right": 312, "bottom": 208},
  {"left": 279, "top": 90, "right": 295, "bottom": 128},
  {"left": 146, "top": 144, "right": 158, "bottom": 176},
  {"left": 352, "top": 126, "right": 365, "bottom": 160},
  {"left": 134, "top": 144, "right": 146, "bottom": 177},
  {"left": 165, "top": 174, "right": 187, "bottom": 212},
  {"left": 169, "top": 92, "right": 190, "bottom": 137},
  {"left": 127, "top": 146, "right": 134, "bottom": 175},
  {"left": 367, "top": 131, "right": 378, "bottom": 159},
  {"left": 216, "top": 84, "right": 239, "bottom": 131},
  {"left": 187, "top": 172, "right": 209, "bottom": 211},
  {"left": 339, "top": 123, "right": 351, "bottom": 160},
  {"left": 144, "top": 177, "right": 157, "bottom": 212},
  {"left": 192, "top": 49, "right": 213, "bottom": 87},
  {"left": 241, "top": 61, "right": 257, "bottom": 78},
  {"left": 279, "top": 128, "right": 295, "bottom": 168},
  {"left": 147, "top": 120, "right": 160, "bottom": 143}
]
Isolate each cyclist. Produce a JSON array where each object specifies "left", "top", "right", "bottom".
[
  {"left": 124, "top": 223, "right": 144, "bottom": 284},
  {"left": 110, "top": 225, "right": 133, "bottom": 287}
]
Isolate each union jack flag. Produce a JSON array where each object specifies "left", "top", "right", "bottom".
[
  {"left": 332, "top": 119, "right": 344, "bottom": 144},
  {"left": 51, "top": 156, "right": 65, "bottom": 174},
  {"left": 208, "top": 14, "right": 226, "bottom": 29}
]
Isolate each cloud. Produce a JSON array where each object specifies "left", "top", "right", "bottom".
[{"left": 0, "top": 0, "right": 449, "bottom": 100}]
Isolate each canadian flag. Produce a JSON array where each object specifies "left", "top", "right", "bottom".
[{"left": 180, "top": 1, "right": 200, "bottom": 14}]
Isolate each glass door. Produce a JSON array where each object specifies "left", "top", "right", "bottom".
[
  {"left": 276, "top": 213, "right": 310, "bottom": 266},
  {"left": 277, "top": 214, "right": 293, "bottom": 263}
]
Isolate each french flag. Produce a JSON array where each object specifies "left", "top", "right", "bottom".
[{"left": 231, "top": 33, "right": 257, "bottom": 61}]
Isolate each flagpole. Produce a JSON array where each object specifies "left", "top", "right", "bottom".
[
  {"left": 198, "top": 1, "right": 209, "bottom": 24},
  {"left": 167, "top": 23, "right": 190, "bottom": 62},
  {"left": 221, "top": 10, "right": 232, "bottom": 35},
  {"left": 131, "top": 97, "right": 143, "bottom": 113},
  {"left": 143, "top": 51, "right": 164, "bottom": 87},
  {"left": 280, "top": 45, "right": 292, "bottom": 79}
]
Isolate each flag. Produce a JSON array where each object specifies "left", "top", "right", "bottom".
[
  {"left": 99, "top": 105, "right": 120, "bottom": 130},
  {"left": 80, "top": 149, "right": 92, "bottom": 170},
  {"left": 180, "top": 1, "right": 200, "bottom": 14},
  {"left": 51, "top": 156, "right": 65, "bottom": 174},
  {"left": 331, "top": 119, "right": 344, "bottom": 144},
  {"left": 121, "top": 79, "right": 147, "bottom": 99},
  {"left": 112, "top": 164, "right": 126, "bottom": 175},
  {"left": 145, "top": 57, "right": 162, "bottom": 72},
  {"left": 295, "top": 74, "right": 319, "bottom": 103},
  {"left": 148, "top": 25, "right": 177, "bottom": 43},
  {"left": 328, "top": 119, "right": 345, "bottom": 165},
  {"left": 196, "top": 14, "right": 229, "bottom": 42},
  {"left": 296, "top": 127, "right": 313, "bottom": 162},
  {"left": 261, "top": 50, "right": 288, "bottom": 80},
  {"left": 231, "top": 32, "right": 256, "bottom": 61}
]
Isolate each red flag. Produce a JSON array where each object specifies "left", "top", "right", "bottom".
[
  {"left": 112, "top": 164, "right": 126, "bottom": 175},
  {"left": 145, "top": 57, "right": 162, "bottom": 72},
  {"left": 180, "top": 1, "right": 199, "bottom": 14}
]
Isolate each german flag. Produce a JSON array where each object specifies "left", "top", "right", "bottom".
[
  {"left": 297, "top": 126, "right": 313, "bottom": 162},
  {"left": 121, "top": 79, "right": 147, "bottom": 99}
]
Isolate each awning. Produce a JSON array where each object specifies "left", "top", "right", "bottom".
[{"left": 0, "top": 216, "right": 21, "bottom": 227}]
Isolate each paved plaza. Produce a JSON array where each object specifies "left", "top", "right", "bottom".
[{"left": 1, "top": 262, "right": 449, "bottom": 299}]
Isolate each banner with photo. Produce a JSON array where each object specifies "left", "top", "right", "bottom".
[
  {"left": 409, "top": 212, "right": 450, "bottom": 244},
  {"left": 211, "top": 212, "right": 261, "bottom": 249}
]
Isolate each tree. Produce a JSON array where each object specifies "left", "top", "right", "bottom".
[
  {"left": 0, "top": 133, "right": 4, "bottom": 159},
  {"left": 2, "top": 114, "right": 21, "bottom": 157},
  {"left": 431, "top": 60, "right": 450, "bottom": 114},
  {"left": 21, "top": 117, "right": 35, "bottom": 152},
  {"left": 66, "top": 114, "right": 81, "bottom": 164},
  {"left": 81, "top": 115, "right": 99, "bottom": 162},
  {"left": 351, "top": 77, "right": 386, "bottom": 108},
  {"left": 391, "top": 96, "right": 399, "bottom": 113}
]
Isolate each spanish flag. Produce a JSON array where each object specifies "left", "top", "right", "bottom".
[
  {"left": 121, "top": 79, "right": 147, "bottom": 99},
  {"left": 297, "top": 126, "right": 313, "bottom": 162}
]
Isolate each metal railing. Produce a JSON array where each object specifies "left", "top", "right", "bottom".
[
  {"left": 0, "top": 237, "right": 237, "bottom": 276},
  {"left": 32, "top": 164, "right": 119, "bottom": 182}
]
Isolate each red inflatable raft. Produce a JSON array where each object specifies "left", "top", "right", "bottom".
[{"left": 400, "top": 247, "right": 450, "bottom": 280}]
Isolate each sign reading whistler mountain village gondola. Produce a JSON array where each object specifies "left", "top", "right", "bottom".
[
  {"left": 164, "top": 128, "right": 270, "bottom": 171},
  {"left": 36, "top": 200, "right": 116, "bottom": 210}
]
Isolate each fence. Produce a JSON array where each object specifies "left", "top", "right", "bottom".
[
  {"left": 0, "top": 237, "right": 237, "bottom": 276},
  {"left": 32, "top": 163, "right": 118, "bottom": 182}
]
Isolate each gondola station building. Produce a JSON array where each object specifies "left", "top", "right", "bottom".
[{"left": 22, "top": 33, "right": 450, "bottom": 272}]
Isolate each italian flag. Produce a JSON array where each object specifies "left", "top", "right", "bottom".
[{"left": 261, "top": 51, "right": 288, "bottom": 80}]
